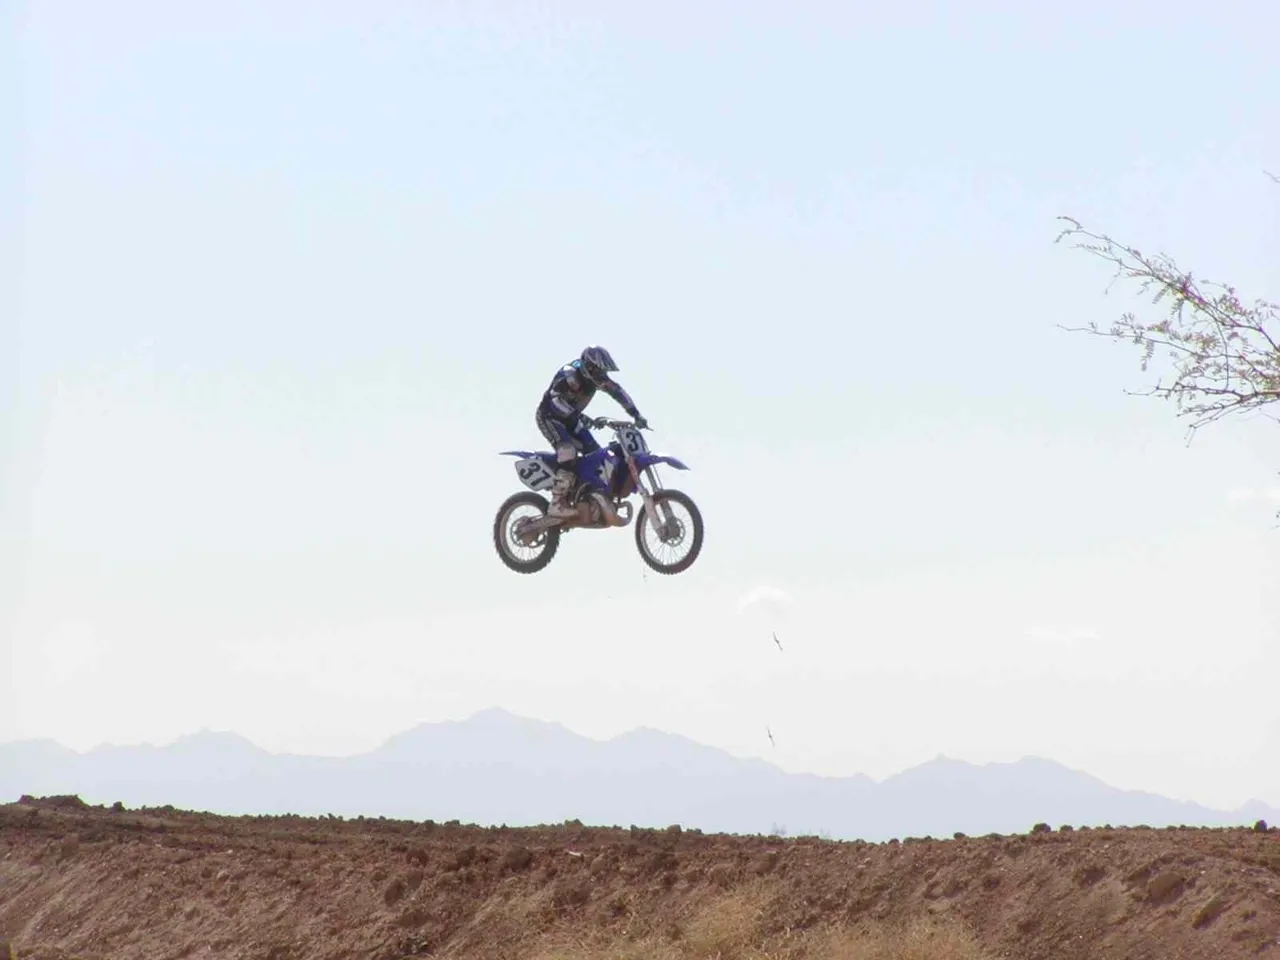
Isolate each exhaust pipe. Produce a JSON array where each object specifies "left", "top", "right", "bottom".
[{"left": 591, "top": 493, "right": 632, "bottom": 527}]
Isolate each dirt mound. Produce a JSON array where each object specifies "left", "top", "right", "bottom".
[{"left": 2, "top": 798, "right": 1279, "bottom": 959}]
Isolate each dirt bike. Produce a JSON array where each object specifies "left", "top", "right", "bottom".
[{"left": 492, "top": 418, "right": 704, "bottom": 575}]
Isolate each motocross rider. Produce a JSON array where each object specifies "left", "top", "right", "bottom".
[{"left": 535, "top": 346, "right": 648, "bottom": 519}]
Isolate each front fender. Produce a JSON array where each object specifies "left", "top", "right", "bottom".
[{"left": 634, "top": 453, "right": 690, "bottom": 471}]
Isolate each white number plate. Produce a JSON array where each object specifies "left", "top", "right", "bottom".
[
  {"left": 616, "top": 426, "right": 648, "bottom": 455},
  {"left": 515, "top": 457, "right": 556, "bottom": 491}
]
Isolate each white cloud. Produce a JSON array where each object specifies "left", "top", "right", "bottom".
[
  {"left": 736, "top": 584, "right": 793, "bottom": 620},
  {"left": 1226, "top": 486, "right": 1280, "bottom": 504},
  {"left": 1023, "top": 624, "right": 1103, "bottom": 647},
  {"left": 42, "top": 621, "right": 106, "bottom": 681}
]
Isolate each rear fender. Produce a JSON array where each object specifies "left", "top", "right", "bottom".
[{"left": 499, "top": 450, "right": 554, "bottom": 460}]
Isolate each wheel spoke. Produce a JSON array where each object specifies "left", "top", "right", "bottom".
[
  {"left": 493, "top": 492, "right": 560, "bottom": 573},
  {"left": 504, "top": 505, "right": 547, "bottom": 562},
  {"left": 638, "top": 496, "right": 697, "bottom": 569}
]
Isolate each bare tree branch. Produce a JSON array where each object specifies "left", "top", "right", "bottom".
[
  {"left": 1056, "top": 189, "right": 1280, "bottom": 515},
  {"left": 1054, "top": 216, "right": 1280, "bottom": 441}
]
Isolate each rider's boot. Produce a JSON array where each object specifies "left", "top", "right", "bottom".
[{"left": 547, "top": 468, "right": 578, "bottom": 519}]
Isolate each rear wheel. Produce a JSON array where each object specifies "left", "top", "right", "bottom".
[
  {"left": 494, "top": 491, "right": 561, "bottom": 573},
  {"left": 635, "top": 489, "right": 703, "bottom": 575}
]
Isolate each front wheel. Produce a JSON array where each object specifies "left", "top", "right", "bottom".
[
  {"left": 494, "top": 491, "right": 561, "bottom": 574},
  {"left": 634, "top": 489, "right": 704, "bottom": 575}
]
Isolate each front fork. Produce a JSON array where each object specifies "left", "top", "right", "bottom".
[{"left": 626, "top": 454, "right": 675, "bottom": 541}]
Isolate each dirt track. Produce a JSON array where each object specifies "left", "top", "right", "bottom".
[{"left": 2, "top": 795, "right": 1279, "bottom": 959}]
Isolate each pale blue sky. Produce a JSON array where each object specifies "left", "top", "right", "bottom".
[{"left": 4, "top": 2, "right": 1279, "bottom": 809}]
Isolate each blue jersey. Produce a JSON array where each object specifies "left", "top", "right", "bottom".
[{"left": 539, "top": 359, "right": 639, "bottom": 422}]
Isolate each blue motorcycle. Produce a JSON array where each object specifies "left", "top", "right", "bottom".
[{"left": 493, "top": 418, "right": 704, "bottom": 575}]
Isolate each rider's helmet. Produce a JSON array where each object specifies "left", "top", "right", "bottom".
[{"left": 580, "top": 346, "right": 619, "bottom": 386}]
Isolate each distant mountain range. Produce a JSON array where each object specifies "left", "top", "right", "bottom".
[{"left": 3, "top": 708, "right": 1275, "bottom": 841}]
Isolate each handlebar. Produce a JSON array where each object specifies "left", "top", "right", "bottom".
[{"left": 588, "top": 417, "right": 648, "bottom": 431}]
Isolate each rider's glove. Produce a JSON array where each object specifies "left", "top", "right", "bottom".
[{"left": 633, "top": 415, "right": 649, "bottom": 430}]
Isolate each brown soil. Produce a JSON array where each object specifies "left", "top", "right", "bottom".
[{"left": 2, "top": 796, "right": 1279, "bottom": 959}]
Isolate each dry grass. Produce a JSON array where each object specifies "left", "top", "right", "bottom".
[
  {"left": 806, "top": 920, "right": 994, "bottom": 960},
  {"left": 679, "top": 883, "right": 772, "bottom": 958},
  {"left": 526, "top": 887, "right": 995, "bottom": 960}
]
